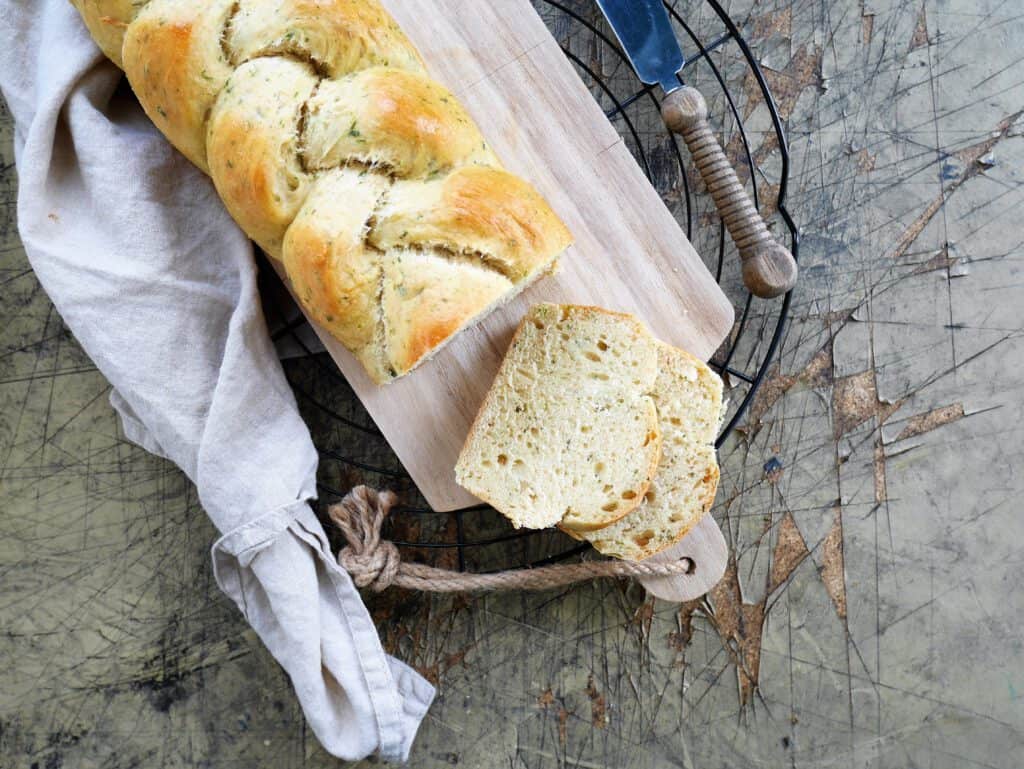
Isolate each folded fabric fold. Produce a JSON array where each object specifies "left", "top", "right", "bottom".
[
  {"left": 0, "top": 0, "right": 433, "bottom": 761},
  {"left": 214, "top": 502, "right": 433, "bottom": 760}
]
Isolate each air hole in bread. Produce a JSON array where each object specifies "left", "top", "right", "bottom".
[
  {"left": 584, "top": 351, "right": 601, "bottom": 362},
  {"left": 597, "top": 340, "right": 608, "bottom": 351},
  {"left": 594, "top": 462, "right": 605, "bottom": 474},
  {"left": 669, "top": 513, "right": 684, "bottom": 522},
  {"left": 497, "top": 454, "right": 508, "bottom": 466},
  {"left": 670, "top": 417, "right": 682, "bottom": 426},
  {"left": 601, "top": 501, "right": 619, "bottom": 513},
  {"left": 644, "top": 490, "right": 656, "bottom": 503},
  {"left": 643, "top": 431, "right": 657, "bottom": 446},
  {"left": 561, "top": 333, "right": 570, "bottom": 341},
  {"left": 532, "top": 319, "right": 545, "bottom": 329},
  {"left": 590, "top": 372, "right": 610, "bottom": 381},
  {"left": 621, "top": 490, "right": 637, "bottom": 500},
  {"left": 602, "top": 484, "right": 613, "bottom": 493},
  {"left": 580, "top": 425, "right": 591, "bottom": 434},
  {"left": 633, "top": 530, "right": 655, "bottom": 547},
  {"left": 529, "top": 427, "right": 539, "bottom": 436}
]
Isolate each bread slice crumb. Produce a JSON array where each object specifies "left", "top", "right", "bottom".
[
  {"left": 568, "top": 342, "right": 723, "bottom": 560},
  {"left": 455, "top": 304, "right": 661, "bottom": 530}
]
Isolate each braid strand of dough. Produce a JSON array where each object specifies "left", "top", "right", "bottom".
[{"left": 70, "top": 0, "right": 573, "bottom": 382}]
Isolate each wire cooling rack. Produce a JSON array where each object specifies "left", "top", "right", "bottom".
[{"left": 259, "top": 0, "right": 798, "bottom": 573}]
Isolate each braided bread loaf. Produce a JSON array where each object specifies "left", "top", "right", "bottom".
[{"left": 70, "top": 0, "right": 573, "bottom": 382}]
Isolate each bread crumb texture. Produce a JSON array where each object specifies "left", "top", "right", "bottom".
[
  {"left": 456, "top": 304, "right": 660, "bottom": 529},
  {"left": 456, "top": 303, "right": 723, "bottom": 557},
  {"left": 580, "top": 342, "right": 723, "bottom": 560}
]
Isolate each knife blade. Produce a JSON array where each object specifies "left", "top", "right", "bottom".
[
  {"left": 595, "top": 0, "right": 686, "bottom": 94},
  {"left": 594, "top": 0, "right": 798, "bottom": 299}
]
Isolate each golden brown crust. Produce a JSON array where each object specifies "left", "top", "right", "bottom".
[
  {"left": 70, "top": 0, "right": 135, "bottom": 66},
  {"left": 226, "top": 0, "right": 426, "bottom": 77},
  {"left": 122, "top": 0, "right": 236, "bottom": 172},
  {"left": 304, "top": 68, "right": 498, "bottom": 177},
  {"left": 282, "top": 168, "right": 391, "bottom": 380},
  {"left": 372, "top": 167, "right": 573, "bottom": 281},
  {"left": 71, "top": 0, "right": 573, "bottom": 383},
  {"left": 381, "top": 251, "right": 512, "bottom": 376},
  {"left": 206, "top": 58, "right": 317, "bottom": 257}
]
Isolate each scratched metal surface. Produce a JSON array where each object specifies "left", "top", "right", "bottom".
[{"left": 2, "top": 1, "right": 1024, "bottom": 767}]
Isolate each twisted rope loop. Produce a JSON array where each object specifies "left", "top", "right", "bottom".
[
  {"left": 328, "top": 486, "right": 697, "bottom": 593},
  {"left": 334, "top": 487, "right": 402, "bottom": 592}
]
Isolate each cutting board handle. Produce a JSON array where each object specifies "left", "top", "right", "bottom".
[{"left": 662, "top": 86, "right": 797, "bottom": 299}]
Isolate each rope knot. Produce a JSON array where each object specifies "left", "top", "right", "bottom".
[
  {"left": 339, "top": 539, "right": 400, "bottom": 591},
  {"left": 329, "top": 486, "right": 401, "bottom": 592},
  {"left": 329, "top": 486, "right": 703, "bottom": 595}
]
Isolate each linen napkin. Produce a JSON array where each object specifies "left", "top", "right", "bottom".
[{"left": 0, "top": 1, "right": 434, "bottom": 761}]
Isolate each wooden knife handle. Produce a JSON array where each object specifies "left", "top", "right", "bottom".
[{"left": 662, "top": 86, "right": 797, "bottom": 299}]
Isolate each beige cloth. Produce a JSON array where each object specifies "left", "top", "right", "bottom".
[{"left": 0, "top": 1, "right": 433, "bottom": 761}]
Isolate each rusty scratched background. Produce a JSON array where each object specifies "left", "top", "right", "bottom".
[{"left": 2, "top": 0, "right": 1023, "bottom": 767}]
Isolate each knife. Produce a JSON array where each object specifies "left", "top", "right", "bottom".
[{"left": 595, "top": 0, "right": 797, "bottom": 298}]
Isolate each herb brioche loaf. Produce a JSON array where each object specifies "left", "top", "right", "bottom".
[
  {"left": 455, "top": 304, "right": 723, "bottom": 560},
  {"left": 70, "top": 0, "right": 572, "bottom": 383}
]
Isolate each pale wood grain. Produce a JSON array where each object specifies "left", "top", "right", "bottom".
[{"left": 637, "top": 515, "right": 728, "bottom": 601}]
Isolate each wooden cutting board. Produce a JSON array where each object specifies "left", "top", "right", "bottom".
[{"left": 285, "top": 0, "right": 735, "bottom": 516}]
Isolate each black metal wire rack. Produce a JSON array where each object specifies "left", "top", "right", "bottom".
[{"left": 260, "top": 0, "right": 798, "bottom": 574}]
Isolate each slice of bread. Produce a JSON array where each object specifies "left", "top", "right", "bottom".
[
  {"left": 568, "top": 343, "right": 723, "bottom": 560},
  {"left": 454, "top": 304, "right": 662, "bottom": 530},
  {"left": 648, "top": 341, "right": 723, "bottom": 445}
]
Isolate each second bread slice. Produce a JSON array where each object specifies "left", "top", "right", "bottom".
[
  {"left": 455, "top": 304, "right": 662, "bottom": 530},
  {"left": 570, "top": 343, "right": 723, "bottom": 560}
]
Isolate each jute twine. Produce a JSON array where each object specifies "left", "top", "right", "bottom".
[{"left": 329, "top": 486, "right": 696, "bottom": 593}]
